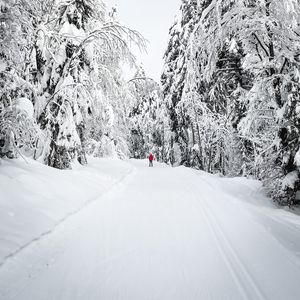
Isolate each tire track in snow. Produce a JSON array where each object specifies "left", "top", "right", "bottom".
[
  {"left": 188, "top": 180, "right": 266, "bottom": 300},
  {"left": 0, "top": 164, "right": 136, "bottom": 271}
]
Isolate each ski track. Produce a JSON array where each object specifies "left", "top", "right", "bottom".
[
  {"left": 1, "top": 160, "right": 300, "bottom": 300},
  {"left": 196, "top": 192, "right": 266, "bottom": 300},
  {"left": 188, "top": 176, "right": 300, "bottom": 299},
  {"left": 194, "top": 175, "right": 300, "bottom": 269}
]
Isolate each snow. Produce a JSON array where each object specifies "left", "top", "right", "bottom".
[
  {"left": 104, "top": 104, "right": 115, "bottom": 128},
  {"left": 0, "top": 61, "right": 7, "bottom": 72},
  {"left": 59, "top": 23, "right": 86, "bottom": 45},
  {"left": 56, "top": 104, "right": 81, "bottom": 148},
  {"left": 58, "top": 74, "right": 74, "bottom": 91},
  {"left": 16, "top": 97, "right": 34, "bottom": 118},
  {"left": 0, "top": 157, "right": 132, "bottom": 265},
  {"left": 282, "top": 170, "right": 298, "bottom": 188},
  {"left": 1, "top": 159, "right": 300, "bottom": 299},
  {"left": 229, "top": 38, "right": 238, "bottom": 53},
  {"left": 294, "top": 149, "right": 300, "bottom": 167},
  {"left": 192, "top": 143, "right": 200, "bottom": 152}
]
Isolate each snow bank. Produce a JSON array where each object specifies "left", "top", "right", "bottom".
[{"left": 0, "top": 157, "right": 133, "bottom": 265}]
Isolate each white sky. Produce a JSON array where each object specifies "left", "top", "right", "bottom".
[{"left": 105, "top": 0, "right": 181, "bottom": 81}]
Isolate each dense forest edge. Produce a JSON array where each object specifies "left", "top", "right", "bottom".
[{"left": 1, "top": 0, "right": 300, "bottom": 206}]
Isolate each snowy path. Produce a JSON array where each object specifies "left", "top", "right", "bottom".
[{"left": 1, "top": 160, "right": 300, "bottom": 299}]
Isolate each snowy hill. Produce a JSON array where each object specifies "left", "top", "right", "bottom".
[{"left": 1, "top": 159, "right": 300, "bottom": 299}]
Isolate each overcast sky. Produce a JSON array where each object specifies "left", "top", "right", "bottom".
[{"left": 105, "top": 0, "right": 181, "bottom": 81}]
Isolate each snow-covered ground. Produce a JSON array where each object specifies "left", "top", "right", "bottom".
[
  {"left": 1, "top": 158, "right": 300, "bottom": 299},
  {"left": 0, "top": 157, "right": 132, "bottom": 265}
]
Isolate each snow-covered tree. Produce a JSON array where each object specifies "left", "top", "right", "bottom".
[
  {"left": 162, "top": 0, "right": 300, "bottom": 204},
  {"left": 128, "top": 67, "right": 166, "bottom": 161},
  {"left": 0, "top": 0, "right": 146, "bottom": 168},
  {"left": 83, "top": 5, "right": 145, "bottom": 160},
  {"left": 161, "top": 0, "right": 201, "bottom": 166},
  {"left": 0, "top": 0, "right": 42, "bottom": 158},
  {"left": 34, "top": 0, "right": 96, "bottom": 168},
  {"left": 32, "top": 0, "right": 144, "bottom": 168},
  {"left": 190, "top": 0, "right": 300, "bottom": 203}
]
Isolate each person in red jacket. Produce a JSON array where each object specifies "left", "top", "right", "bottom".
[{"left": 149, "top": 153, "right": 154, "bottom": 167}]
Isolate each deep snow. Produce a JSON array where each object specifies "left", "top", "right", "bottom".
[{"left": 1, "top": 158, "right": 300, "bottom": 299}]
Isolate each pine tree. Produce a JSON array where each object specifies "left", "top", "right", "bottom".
[
  {"left": 191, "top": 0, "right": 300, "bottom": 204},
  {"left": 161, "top": 0, "right": 202, "bottom": 166},
  {"left": 35, "top": 0, "right": 95, "bottom": 168},
  {"left": 161, "top": 17, "right": 181, "bottom": 164}
]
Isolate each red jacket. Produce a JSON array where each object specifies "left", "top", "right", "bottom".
[{"left": 149, "top": 154, "right": 154, "bottom": 161}]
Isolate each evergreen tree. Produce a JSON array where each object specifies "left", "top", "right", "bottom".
[
  {"left": 161, "top": 0, "right": 200, "bottom": 166},
  {"left": 161, "top": 0, "right": 300, "bottom": 204},
  {"left": 189, "top": 0, "right": 300, "bottom": 203},
  {"left": 35, "top": 0, "right": 96, "bottom": 168}
]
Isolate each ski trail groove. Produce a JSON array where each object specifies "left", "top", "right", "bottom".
[
  {"left": 206, "top": 183, "right": 300, "bottom": 272},
  {"left": 197, "top": 191, "right": 267, "bottom": 300},
  {"left": 204, "top": 205, "right": 266, "bottom": 300},
  {"left": 187, "top": 179, "right": 266, "bottom": 300},
  {"left": 194, "top": 197, "right": 249, "bottom": 299}
]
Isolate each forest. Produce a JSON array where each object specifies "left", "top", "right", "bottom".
[{"left": 1, "top": 0, "right": 300, "bottom": 206}]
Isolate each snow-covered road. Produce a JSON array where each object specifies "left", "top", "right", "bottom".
[{"left": 1, "top": 160, "right": 300, "bottom": 300}]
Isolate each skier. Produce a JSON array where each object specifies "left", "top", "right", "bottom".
[{"left": 149, "top": 153, "right": 154, "bottom": 167}]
